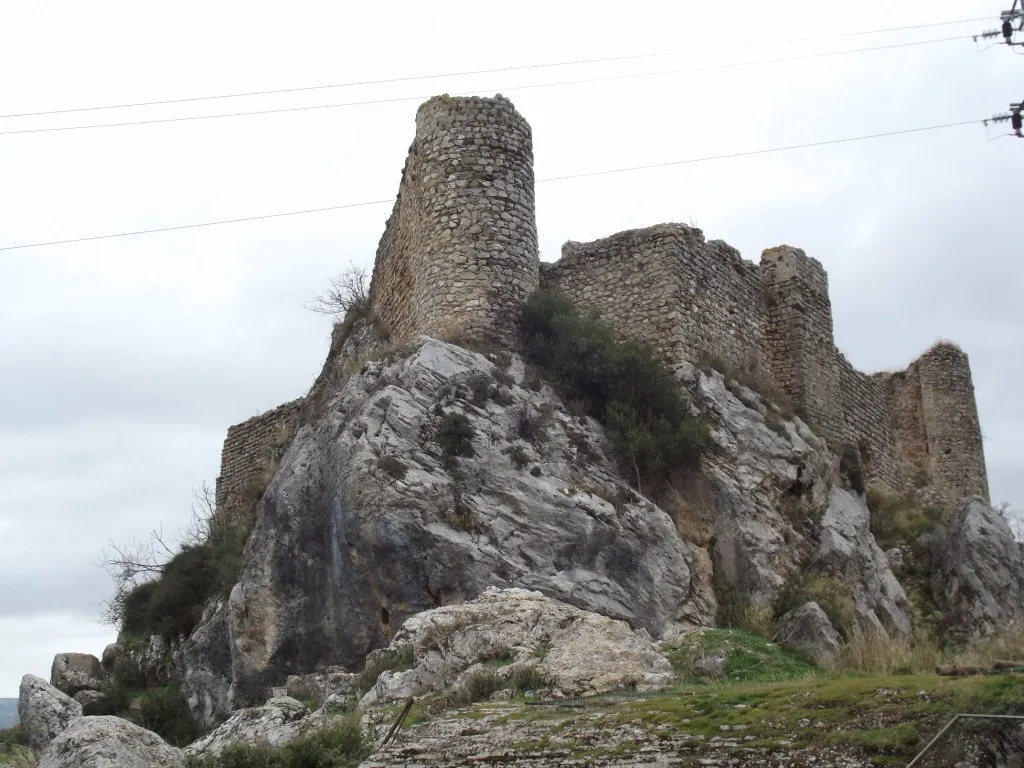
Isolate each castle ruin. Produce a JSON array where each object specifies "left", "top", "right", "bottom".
[{"left": 215, "top": 94, "right": 989, "bottom": 518}]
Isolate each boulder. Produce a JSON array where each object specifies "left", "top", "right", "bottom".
[
  {"left": 183, "top": 697, "right": 311, "bottom": 758},
  {"left": 36, "top": 715, "right": 183, "bottom": 768},
  {"left": 226, "top": 339, "right": 713, "bottom": 707},
  {"left": 99, "top": 645, "right": 121, "bottom": 675},
  {"left": 930, "top": 496, "right": 1024, "bottom": 640},
  {"left": 775, "top": 601, "right": 842, "bottom": 666},
  {"left": 360, "top": 586, "right": 674, "bottom": 706},
  {"left": 71, "top": 691, "right": 106, "bottom": 709},
  {"left": 18, "top": 674, "right": 83, "bottom": 751},
  {"left": 812, "top": 489, "right": 911, "bottom": 637},
  {"left": 690, "top": 653, "right": 726, "bottom": 681},
  {"left": 50, "top": 654, "right": 106, "bottom": 697}
]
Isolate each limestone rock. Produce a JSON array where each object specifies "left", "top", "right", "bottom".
[
  {"left": 99, "top": 645, "right": 121, "bottom": 675},
  {"left": 775, "top": 601, "right": 842, "bottom": 666},
  {"left": 18, "top": 674, "right": 83, "bottom": 751},
  {"left": 50, "top": 654, "right": 106, "bottom": 697},
  {"left": 183, "top": 697, "right": 311, "bottom": 758},
  {"left": 133, "top": 635, "right": 171, "bottom": 688},
  {"left": 680, "top": 365, "right": 910, "bottom": 640},
  {"left": 72, "top": 691, "right": 106, "bottom": 709},
  {"left": 682, "top": 363, "right": 831, "bottom": 606},
  {"left": 286, "top": 668, "right": 360, "bottom": 708},
  {"left": 812, "top": 489, "right": 911, "bottom": 637},
  {"left": 226, "top": 339, "right": 713, "bottom": 708},
  {"left": 174, "top": 598, "right": 233, "bottom": 731},
  {"left": 36, "top": 715, "right": 182, "bottom": 768},
  {"left": 930, "top": 496, "right": 1024, "bottom": 640},
  {"left": 360, "top": 586, "right": 674, "bottom": 706},
  {"left": 690, "top": 653, "right": 726, "bottom": 681}
]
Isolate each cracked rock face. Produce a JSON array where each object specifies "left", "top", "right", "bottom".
[
  {"left": 18, "top": 674, "right": 83, "bottom": 751},
  {"left": 677, "top": 364, "right": 910, "bottom": 636},
  {"left": 50, "top": 654, "right": 106, "bottom": 698},
  {"left": 930, "top": 496, "right": 1024, "bottom": 640},
  {"left": 226, "top": 338, "right": 714, "bottom": 708},
  {"left": 36, "top": 716, "right": 183, "bottom": 768},
  {"left": 360, "top": 586, "right": 674, "bottom": 706},
  {"left": 183, "top": 697, "right": 315, "bottom": 759}
]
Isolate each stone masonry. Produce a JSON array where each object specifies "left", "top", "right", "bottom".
[
  {"left": 214, "top": 399, "right": 304, "bottom": 524},
  {"left": 368, "top": 94, "right": 538, "bottom": 348},
  {"left": 214, "top": 93, "right": 988, "bottom": 518}
]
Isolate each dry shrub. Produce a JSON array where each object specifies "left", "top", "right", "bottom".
[
  {"left": 828, "top": 627, "right": 943, "bottom": 676},
  {"left": 955, "top": 621, "right": 1024, "bottom": 667}
]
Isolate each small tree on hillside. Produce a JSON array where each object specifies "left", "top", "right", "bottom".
[{"left": 304, "top": 265, "right": 371, "bottom": 319}]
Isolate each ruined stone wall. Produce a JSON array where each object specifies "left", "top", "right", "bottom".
[
  {"left": 540, "top": 224, "right": 771, "bottom": 378},
  {"left": 368, "top": 94, "right": 539, "bottom": 347},
  {"left": 539, "top": 227, "right": 989, "bottom": 501},
  {"left": 901, "top": 344, "right": 987, "bottom": 501},
  {"left": 215, "top": 399, "right": 304, "bottom": 522}
]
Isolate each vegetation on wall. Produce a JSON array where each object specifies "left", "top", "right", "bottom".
[{"left": 518, "top": 289, "right": 711, "bottom": 491}]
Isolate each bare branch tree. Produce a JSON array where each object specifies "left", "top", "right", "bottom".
[
  {"left": 96, "top": 481, "right": 220, "bottom": 627},
  {"left": 304, "top": 265, "right": 370, "bottom": 318}
]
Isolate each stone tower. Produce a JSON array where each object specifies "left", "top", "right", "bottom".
[{"left": 369, "top": 94, "right": 539, "bottom": 346}]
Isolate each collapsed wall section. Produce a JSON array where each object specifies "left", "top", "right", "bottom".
[
  {"left": 759, "top": 245, "right": 901, "bottom": 488},
  {"left": 540, "top": 224, "right": 770, "bottom": 376},
  {"left": 368, "top": 94, "right": 539, "bottom": 347},
  {"left": 214, "top": 399, "right": 304, "bottom": 522}
]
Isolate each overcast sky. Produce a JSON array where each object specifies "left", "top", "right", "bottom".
[{"left": 1, "top": 1, "right": 1021, "bottom": 698}]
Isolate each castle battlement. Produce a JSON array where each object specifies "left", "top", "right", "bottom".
[{"left": 215, "top": 94, "right": 989, "bottom": 516}]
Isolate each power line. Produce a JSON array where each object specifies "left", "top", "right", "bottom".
[
  {"left": 0, "top": 35, "right": 972, "bottom": 137},
  {"left": 0, "top": 16, "right": 991, "bottom": 120},
  {"left": 0, "top": 118, "right": 979, "bottom": 252}
]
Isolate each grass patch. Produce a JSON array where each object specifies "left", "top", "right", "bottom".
[
  {"left": 713, "top": 578, "right": 776, "bottom": 638},
  {"left": 503, "top": 443, "right": 531, "bottom": 470},
  {"left": 438, "top": 412, "right": 476, "bottom": 460},
  {"left": 519, "top": 290, "right": 710, "bottom": 492},
  {"left": 376, "top": 455, "right": 408, "bottom": 481},
  {"left": 665, "top": 628, "right": 817, "bottom": 685},
  {"left": 775, "top": 572, "right": 857, "bottom": 640},
  {"left": 358, "top": 645, "right": 415, "bottom": 693},
  {"left": 185, "top": 713, "right": 366, "bottom": 768},
  {"left": 867, "top": 486, "right": 947, "bottom": 550}
]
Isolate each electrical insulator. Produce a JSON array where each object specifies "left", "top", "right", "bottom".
[{"left": 1005, "top": 19, "right": 1015, "bottom": 42}]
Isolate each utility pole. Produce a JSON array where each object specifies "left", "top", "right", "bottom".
[{"left": 976, "top": 1, "right": 1023, "bottom": 139}]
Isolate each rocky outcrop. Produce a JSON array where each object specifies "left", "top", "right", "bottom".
[
  {"left": 811, "top": 489, "right": 911, "bottom": 636},
  {"left": 679, "top": 365, "right": 910, "bottom": 636},
  {"left": 775, "top": 601, "right": 842, "bottom": 666},
  {"left": 360, "top": 587, "right": 674, "bottom": 706},
  {"left": 36, "top": 716, "right": 183, "bottom": 768},
  {"left": 50, "top": 654, "right": 106, "bottom": 698},
  {"left": 930, "top": 496, "right": 1024, "bottom": 640},
  {"left": 183, "top": 697, "right": 312, "bottom": 758},
  {"left": 18, "top": 674, "right": 82, "bottom": 751},
  {"left": 174, "top": 599, "right": 233, "bottom": 730},
  {"left": 225, "top": 339, "right": 714, "bottom": 708},
  {"left": 683, "top": 363, "right": 832, "bottom": 607}
]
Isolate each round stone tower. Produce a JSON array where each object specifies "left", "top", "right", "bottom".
[{"left": 369, "top": 94, "right": 539, "bottom": 347}]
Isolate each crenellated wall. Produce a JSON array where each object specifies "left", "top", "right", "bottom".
[{"left": 213, "top": 93, "right": 988, "bottom": 515}]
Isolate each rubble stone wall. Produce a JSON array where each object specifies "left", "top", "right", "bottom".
[{"left": 367, "top": 94, "right": 539, "bottom": 348}]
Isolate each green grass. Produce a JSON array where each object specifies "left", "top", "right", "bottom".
[
  {"left": 185, "top": 713, "right": 366, "bottom": 768},
  {"left": 471, "top": 671, "right": 1024, "bottom": 762},
  {"left": 664, "top": 628, "right": 818, "bottom": 685}
]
